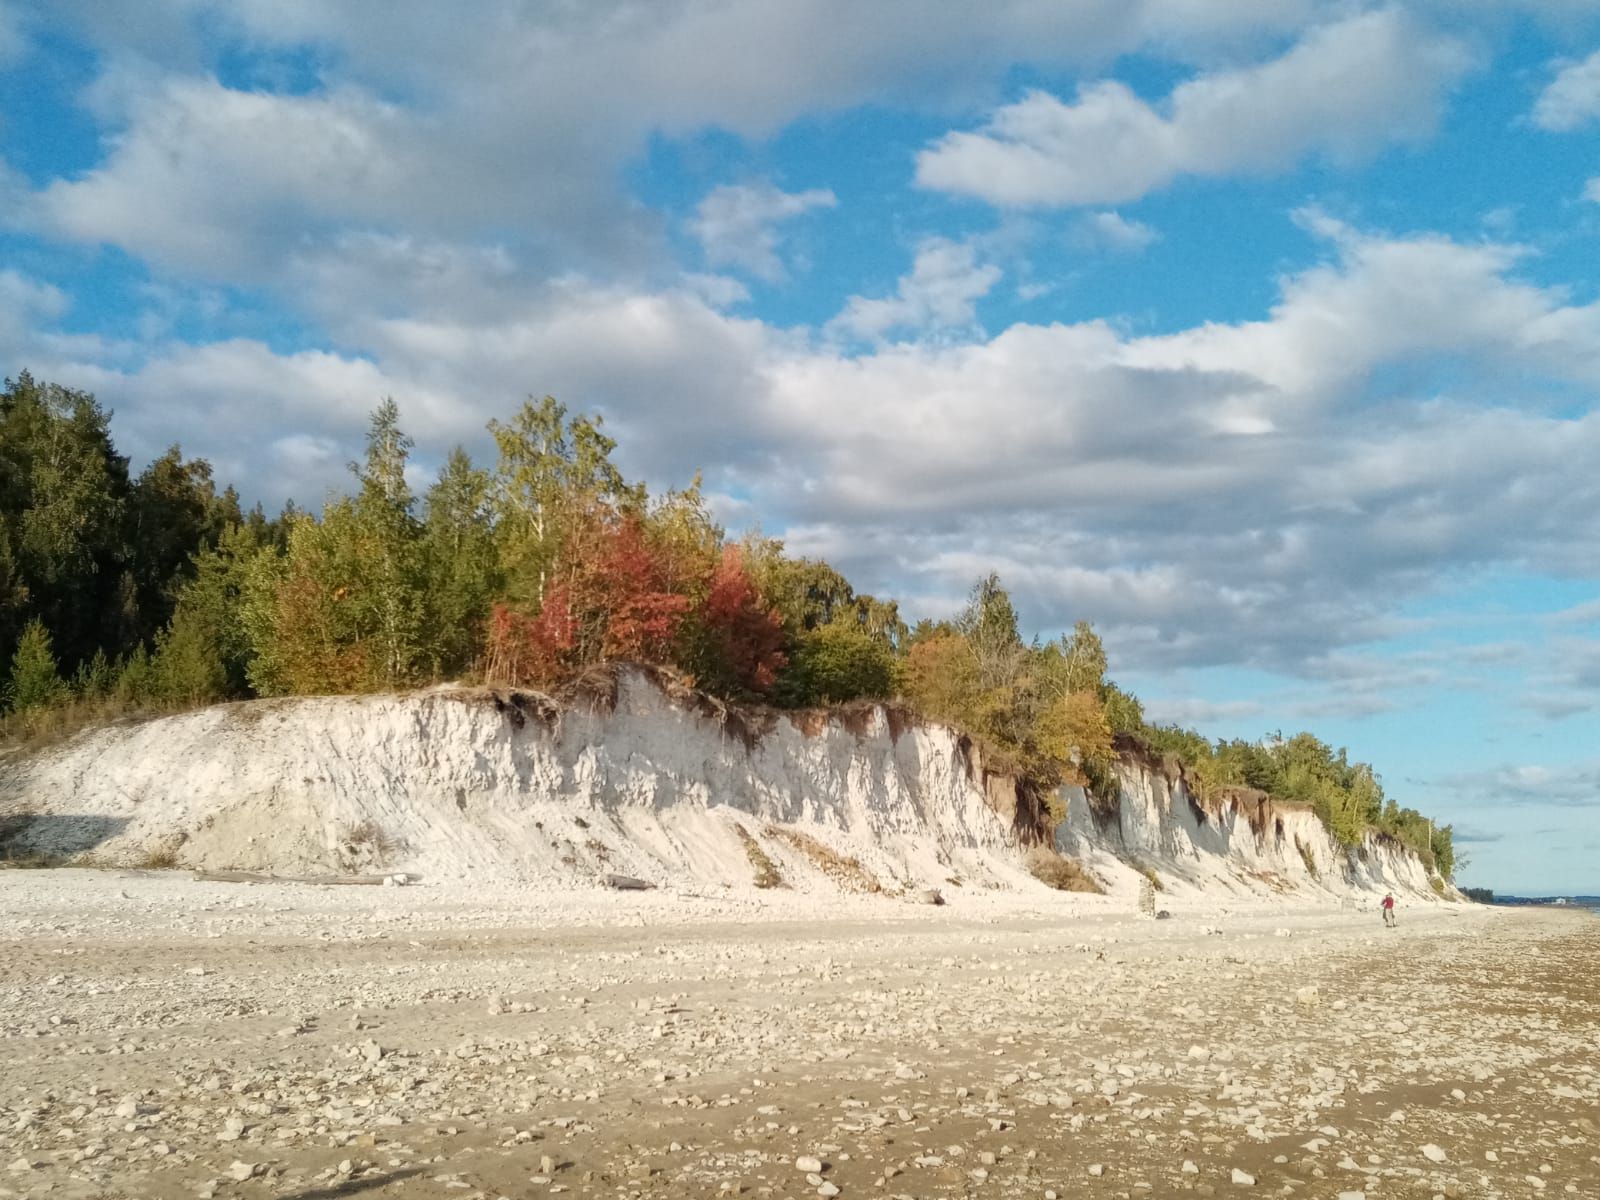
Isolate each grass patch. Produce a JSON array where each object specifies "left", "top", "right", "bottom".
[
  {"left": 0, "top": 695, "right": 175, "bottom": 755},
  {"left": 1429, "top": 875, "right": 1447, "bottom": 897},
  {"left": 1294, "top": 835, "right": 1319, "bottom": 879},
  {"left": 335, "top": 819, "right": 399, "bottom": 872},
  {"left": 137, "top": 843, "right": 183, "bottom": 870},
  {"left": 1025, "top": 847, "right": 1104, "bottom": 893},
  {"left": 765, "top": 826, "right": 880, "bottom": 893},
  {"left": 731, "top": 823, "right": 783, "bottom": 889}
]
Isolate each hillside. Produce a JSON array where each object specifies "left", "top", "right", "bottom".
[{"left": 0, "top": 666, "right": 1454, "bottom": 905}]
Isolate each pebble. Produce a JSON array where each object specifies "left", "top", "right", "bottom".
[{"left": 0, "top": 868, "right": 1584, "bottom": 1200}]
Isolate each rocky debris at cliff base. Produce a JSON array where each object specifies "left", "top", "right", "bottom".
[{"left": 0, "top": 871, "right": 1588, "bottom": 1199}]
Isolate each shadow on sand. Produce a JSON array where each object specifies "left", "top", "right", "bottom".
[
  {"left": 274, "top": 1168, "right": 427, "bottom": 1199},
  {"left": 0, "top": 812, "right": 130, "bottom": 860}
]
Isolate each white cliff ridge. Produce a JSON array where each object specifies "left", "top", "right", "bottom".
[
  {"left": 1056, "top": 744, "right": 1451, "bottom": 906},
  {"left": 0, "top": 666, "right": 1453, "bottom": 904}
]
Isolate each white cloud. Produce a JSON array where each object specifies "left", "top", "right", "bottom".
[
  {"left": 12, "top": 214, "right": 1600, "bottom": 678},
  {"left": 30, "top": 1, "right": 1344, "bottom": 284},
  {"left": 1439, "top": 762, "right": 1600, "bottom": 806},
  {"left": 916, "top": 9, "right": 1473, "bottom": 206},
  {"left": 688, "top": 183, "right": 836, "bottom": 282},
  {"left": 31, "top": 75, "right": 659, "bottom": 282},
  {"left": 827, "top": 238, "right": 1001, "bottom": 341},
  {"left": 1072, "top": 211, "right": 1160, "bottom": 253},
  {"left": 1532, "top": 49, "right": 1600, "bottom": 132},
  {"left": 1142, "top": 696, "right": 1265, "bottom": 726},
  {"left": 681, "top": 274, "right": 753, "bottom": 309},
  {"left": 1584, "top": 176, "right": 1600, "bottom": 203},
  {"left": 0, "top": 269, "right": 68, "bottom": 324}
]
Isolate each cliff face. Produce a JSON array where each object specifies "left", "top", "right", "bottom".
[
  {"left": 1056, "top": 750, "right": 1455, "bottom": 903},
  {"left": 0, "top": 668, "right": 1034, "bottom": 893},
  {"left": 0, "top": 667, "right": 1451, "bottom": 903}
]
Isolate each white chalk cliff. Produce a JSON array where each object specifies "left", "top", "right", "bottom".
[{"left": 0, "top": 666, "right": 1453, "bottom": 904}]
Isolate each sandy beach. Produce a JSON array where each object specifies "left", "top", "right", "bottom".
[{"left": 1, "top": 872, "right": 1596, "bottom": 1199}]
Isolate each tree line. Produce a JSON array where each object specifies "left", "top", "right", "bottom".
[{"left": 0, "top": 372, "right": 1454, "bottom": 877}]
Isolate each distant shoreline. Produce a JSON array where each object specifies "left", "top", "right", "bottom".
[{"left": 1490, "top": 895, "right": 1600, "bottom": 915}]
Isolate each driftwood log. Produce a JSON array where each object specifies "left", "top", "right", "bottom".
[{"left": 191, "top": 870, "right": 418, "bottom": 887}]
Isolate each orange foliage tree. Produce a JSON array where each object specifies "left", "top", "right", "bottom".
[
  {"left": 485, "top": 507, "right": 691, "bottom": 686},
  {"left": 695, "top": 545, "right": 787, "bottom": 695}
]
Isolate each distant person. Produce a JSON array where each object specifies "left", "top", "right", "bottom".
[{"left": 1382, "top": 893, "right": 1396, "bottom": 928}]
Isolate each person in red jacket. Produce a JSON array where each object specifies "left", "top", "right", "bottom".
[{"left": 1381, "top": 893, "right": 1396, "bottom": 928}]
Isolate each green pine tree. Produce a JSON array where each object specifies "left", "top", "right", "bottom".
[
  {"left": 151, "top": 604, "right": 228, "bottom": 707},
  {"left": 6, "top": 618, "right": 66, "bottom": 713},
  {"left": 420, "top": 447, "right": 501, "bottom": 678}
]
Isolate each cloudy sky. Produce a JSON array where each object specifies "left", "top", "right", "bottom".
[{"left": 3, "top": 1, "right": 1599, "bottom": 893}]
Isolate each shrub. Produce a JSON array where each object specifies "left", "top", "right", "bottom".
[
  {"left": 1294, "top": 835, "right": 1319, "bottom": 879},
  {"left": 732, "top": 823, "right": 782, "bottom": 889},
  {"left": 336, "top": 820, "right": 399, "bottom": 872},
  {"left": 766, "top": 825, "right": 880, "bottom": 893},
  {"left": 776, "top": 622, "right": 895, "bottom": 706},
  {"left": 1134, "top": 861, "right": 1164, "bottom": 892},
  {"left": 138, "top": 844, "right": 182, "bottom": 870},
  {"left": 1025, "top": 847, "right": 1103, "bottom": 893}
]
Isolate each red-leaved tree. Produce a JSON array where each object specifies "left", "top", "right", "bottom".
[
  {"left": 484, "top": 596, "right": 575, "bottom": 686},
  {"left": 486, "top": 508, "right": 692, "bottom": 686},
  {"left": 698, "top": 545, "right": 787, "bottom": 694},
  {"left": 579, "top": 514, "right": 692, "bottom": 663}
]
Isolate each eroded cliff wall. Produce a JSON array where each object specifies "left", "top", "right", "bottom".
[{"left": 0, "top": 667, "right": 1452, "bottom": 903}]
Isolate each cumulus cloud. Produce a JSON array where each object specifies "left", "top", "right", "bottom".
[
  {"left": 12, "top": 199, "right": 1600, "bottom": 678},
  {"left": 688, "top": 183, "right": 836, "bottom": 282},
  {"left": 1532, "top": 49, "right": 1600, "bottom": 131},
  {"left": 1438, "top": 762, "right": 1600, "bottom": 807},
  {"left": 1071, "top": 211, "right": 1160, "bottom": 253},
  {"left": 0, "top": 269, "right": 68, "bottom": 325},
  {"left": 916, "top": 9, "right": 1473, "bottom": 206},
  {"left": 1585, "top": 176, "right": 1600, "bottom": 203},
  {"left": 30, "top": 76, "right": 659, "bottom": 282},
  {"left": 28, "top": 1, "right": 1343, "bottom": 284},
  {"left": 1142, "top": 696, "right": 1265, "bottom": 726},
  {"left": 827, "top": 238, "right": 1001, "bottom": 341}
]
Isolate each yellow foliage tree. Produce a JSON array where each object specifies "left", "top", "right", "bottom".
[{"left": 1036, "top": 689, "right": 1115, "bottom": 787}]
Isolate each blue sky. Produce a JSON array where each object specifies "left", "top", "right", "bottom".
[{"left": 2, "top": 2, "right": 1599, "bottom": 893}]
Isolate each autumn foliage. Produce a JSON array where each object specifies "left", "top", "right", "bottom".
[{"left": 697, "top": 546, "right": 786, "bottom": 695}]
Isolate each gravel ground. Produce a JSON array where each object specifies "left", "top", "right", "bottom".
[{"left": 1, "top": 871, "right": 1596, "bottom": 1200}]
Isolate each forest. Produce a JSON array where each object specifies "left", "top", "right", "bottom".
[{"left": 0, "top": 371, "right": 1455, "bottom": 877}]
